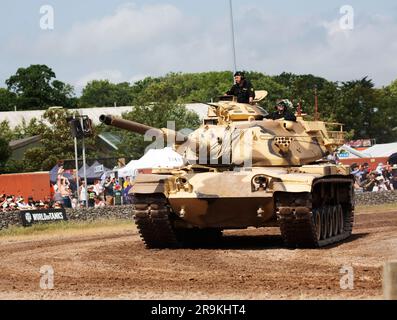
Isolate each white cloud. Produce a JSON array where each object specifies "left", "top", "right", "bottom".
[
  {"left": 29, "top": 2, "right": 233, "bottom": 87},
  {"left": 3, "top": 2, "right": 397, "bottom": 89},
  {"left": 234, "top": 7, "right": 397, "bottom": 86}
]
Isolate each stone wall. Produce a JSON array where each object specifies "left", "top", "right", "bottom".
[
  {"left": 0, "top": 211, "right": 22, "bottom": 231},
  {"left": 355, "top": 190, "right": 397, "bottom": 206},
  {"left": 66, "top": 205, "right": 135, "bottom": 221},
  {"left": 1, "top": 192, "right": 397, "bottom": 231}
]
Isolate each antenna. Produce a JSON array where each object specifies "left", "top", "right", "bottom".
[
  {"left": 229, "top": 0, "right": 237, "bottom": 75},
  {"left": 314, "top": 85, "right": 319, "bottom": 120}
]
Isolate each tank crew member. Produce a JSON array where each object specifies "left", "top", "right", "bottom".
[
  {"left": 226, "top": 71, "right": 255, "bottom": 104},
  {"left": 266, "top": 99, "right": 297, "bottom": 121}
]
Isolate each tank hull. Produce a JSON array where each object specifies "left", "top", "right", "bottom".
[{"left": 132, "top": 164, "right": 355, "bottom": 248}]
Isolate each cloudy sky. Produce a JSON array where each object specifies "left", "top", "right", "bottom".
[{"left": 1, "top": 0, "right": 396, "bottom": 93}]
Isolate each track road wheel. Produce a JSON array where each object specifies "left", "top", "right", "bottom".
[
  {"left": 320, "top": 207, "right": 328, "bottom": 240},
  {"left": 313, "top": 209, "right": 322, "bottom": 241},
  {"left": 337, "top": 205, "right": 344, "bottom": 235},
  {"left": 333, "top": 206, "right": 339, "bottom": 236},
  {"left": 327, "top": 206, "right": 333, "bottom": 239}
]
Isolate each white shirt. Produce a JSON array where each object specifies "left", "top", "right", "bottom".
[{"left": 79, "top": 186, "right": 87, "bottom": 201}]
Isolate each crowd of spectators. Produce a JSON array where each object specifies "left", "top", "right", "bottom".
[
  {"left": 0, "top": 194, "right": 60, "bottom": 213},
  {"left": 352, "top": 162, "right": 397, "bottom": 192},
  {"left": 54, "top": 170, "right": 134, "bottom": 209},
  {"left": 1, "top": 168, "right": 135, "bottom": 213}
]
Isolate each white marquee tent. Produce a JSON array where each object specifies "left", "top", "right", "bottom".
[
  {"left": 118, "top": 148, "right": 184, "bottom": 178},
  {"left": 362, "top": 142, "right": 397, "bottom": 158}
]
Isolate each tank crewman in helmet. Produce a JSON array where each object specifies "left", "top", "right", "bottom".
[
  {"left": 226, "top": 71, "right": 255, "bottom": 104},
  {"left": 266, "top": 99, "right": 297, "bottom": 121}
]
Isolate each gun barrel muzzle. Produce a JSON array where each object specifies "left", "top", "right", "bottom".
[{"left": 99, "top": 114, "right": 162, "bottom": 136}]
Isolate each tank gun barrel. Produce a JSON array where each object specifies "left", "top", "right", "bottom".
[
  {"left": 99, "top": 115, "right": 163, "bottom": 137},
  {"left": 99, "top": 115, "right": 189, "bottom": 146}
]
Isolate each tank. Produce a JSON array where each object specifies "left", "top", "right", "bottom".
[{"left": 99, "top": 91, "right": 354, "bottom": 249}]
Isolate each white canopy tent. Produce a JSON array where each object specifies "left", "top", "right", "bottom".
[
  {"left": 362, "top": 142, "right": 397, "bottom": 158},
  {"left": 118, "top": 148, "right": 184, "bottom": 178}
]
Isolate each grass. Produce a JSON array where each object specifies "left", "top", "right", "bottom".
[{"left": 0, "top": 219, "right": 134, "bottom": 238}]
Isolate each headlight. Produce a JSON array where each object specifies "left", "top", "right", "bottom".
[
  {"left": 175, "top": 177, "right": 193, "bottom": 193},
  {"left": 252, "top": 175, "right": 268, "bottom": 192}
]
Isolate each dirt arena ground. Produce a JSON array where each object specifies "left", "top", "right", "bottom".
[{"left": 1, "top": 207, "right": 397, "bottom": 300}]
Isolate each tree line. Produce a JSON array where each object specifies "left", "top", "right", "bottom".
[{"left": 1, "top": 64, "right": 397, "bottom": 173}]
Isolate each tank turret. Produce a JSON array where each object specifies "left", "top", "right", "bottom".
[{"left": 100, "top": 92, "right": 345, "bottom": 167}]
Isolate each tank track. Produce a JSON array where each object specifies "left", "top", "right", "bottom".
[
  {"left": 278, "top": 205, "right": 354, "bottom": 248},
  {"left": 133, "top": 195, "right": 223, "bottom": 249},
  {"left": 133, "top": 195, "right": 180, "bottom": 249}
]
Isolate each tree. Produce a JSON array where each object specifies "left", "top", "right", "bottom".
[
  {"left": 51, "top": 80, "right": 78, "bottom": 108},
  {"left": 0, "top": 136, "right": 11, "bottom": 172},
  {"left": 79, "top": 80, "right": 134, "bottom": 107},
  {"left": 16, "top": 108, "right": 99, "bottom": 172},
  {"left": 130, "top": 71, "right": 235, "bottom": 104},
  {"left": 22, "top": 147, "right": 59, "bottom": 172},
  {"left": 0, "top": 88, "right": 17, "bottom": 111},
  {"left": 5, "top": 64, "right": 76, "bottom": 110},
  {"left": 0, "top": 121, "right": 15, "bottom": 142},
  {"left": 13, "top": 118, "right": 47, "bottom": 140},
  {"left": 368, "top": 87, "right": 397, "bottom": 143},
  {"left": 335, "top": 77, "right": 377, "bottom": 140},
  {"left": 389, "top": 79, "right": 397, "bottom": 96}
]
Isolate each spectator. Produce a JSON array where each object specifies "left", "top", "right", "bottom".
[
  {"left": 376, "top": 163, "right": 384, "bottom": 175},
  {"left": 363, "top": 172, "right": 377, "bottom": 192},
  {"left": 71, "top": 197, "right": 79, "bottom": 209},
  {"left": 53, "top": 183, "right": 63, "bottom": 207},
  {"left": 391, "top": 165, "right": 397, "bottom": 189},
  {"left": 104, "top": 177, "right": 115, "bottom": 206},
  {"left": 94, "top": 179, "right": 104, "bottom": 197},
  {"left": 79, "top": 181, "right": 87, "bottom": 207},
  {"left": 361, "top": 163, "right": 370, "bottom": 182},
  {"left": 58, "top": 175, "right": 72, "bottom": 208},
  {"left": 123, "top": 179, "right": 133, "bottom": 204},
  {"left": 94, "top": 196, "right": 106, "bottom": 208},
  {"left": 87, "top": 186, "right": 96, "bottom": 208},
  {"left": 383, "top": 166, "right": 394, "bottom": 191}
]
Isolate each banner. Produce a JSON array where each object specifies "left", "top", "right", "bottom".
[{"left": 20, "top": 209, "right": 68, "bottom": 227}]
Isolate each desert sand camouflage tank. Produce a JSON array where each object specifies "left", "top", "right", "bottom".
[{"left": 100, "top": 91, "right": 354, "bottom": 249}]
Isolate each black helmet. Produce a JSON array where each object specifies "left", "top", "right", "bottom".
[
  {"left": 276, "top": 99, "right": 293, "bottom": 109},
  {"left": 234, "top": 71, "right": 245, "bottom": 78}
]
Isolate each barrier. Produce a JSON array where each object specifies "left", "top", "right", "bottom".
[
  {"left": 383, "top": 261, "right": 397, "bottom": 300},
  {"left": 20, "top": 208, "right": 67, "bottom": 227}
]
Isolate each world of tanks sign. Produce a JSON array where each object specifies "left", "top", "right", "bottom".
[{"left": 20, "top": 209, "right": 68, "bottom": 227}]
